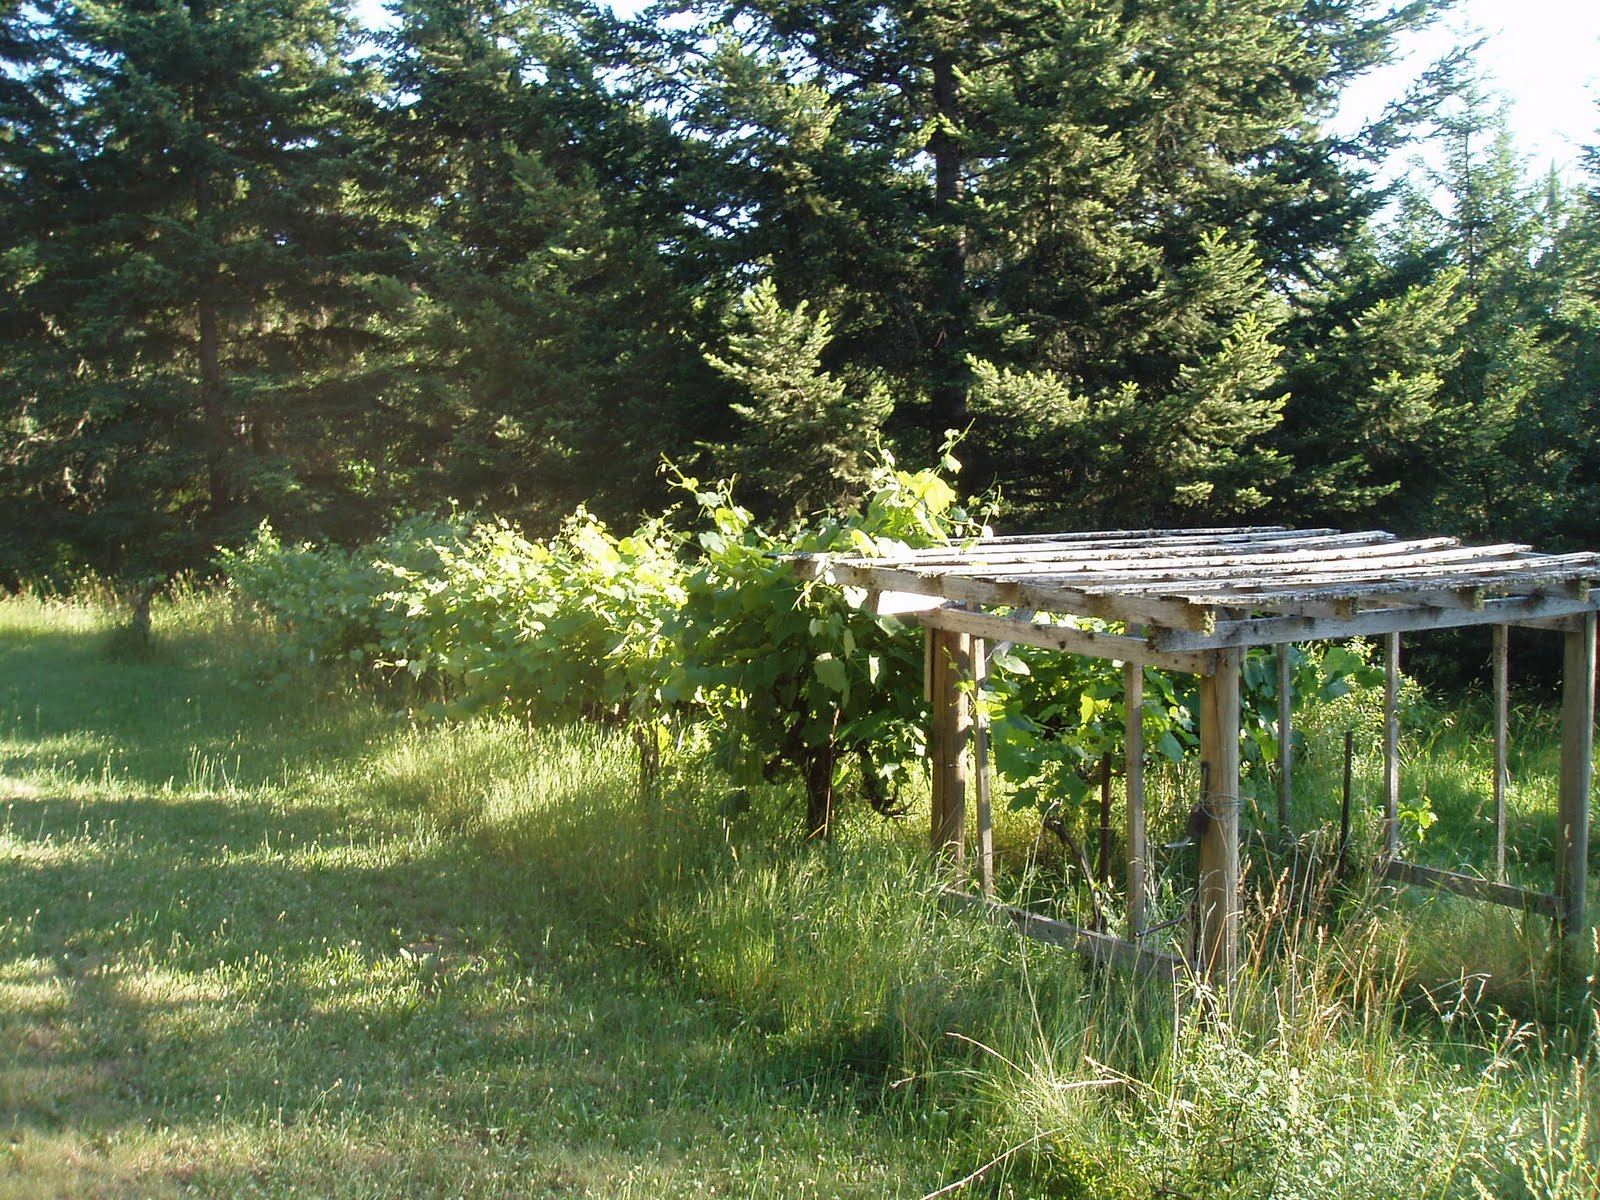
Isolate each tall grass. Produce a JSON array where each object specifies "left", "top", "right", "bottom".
[
  {"left": 373, "top": 703, "right": 1600, "bottom": 1197},
  {"left": 3, "top": 585, "right": 1598, "bottom": 1197}
]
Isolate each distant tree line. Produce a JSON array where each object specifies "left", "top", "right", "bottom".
[{"left": 4, "top": 0, "right": 1599, "bottom": 582}]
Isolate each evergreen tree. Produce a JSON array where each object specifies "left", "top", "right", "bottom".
[
  {"left": 374, "top": 0, "right": 704, "bottom": 531},
  {"left": 704, "top": 278, "right": 892, "bottom": 521},
  {"left": 0, "top": 0, "right": 395, "bottom": 577},
  {"left": 1, "top": 1, "right": 79, "bottom": 578},
  {"left": 1418, "top": 88, "right": 1566, "bottom": 539},
  {"left": 1289, "top": 83, "right": 1571, "bottom": 541},
  {"left": 1542, "top": 133, "right": 1600, "bottom": 549},
  {"left": 0, "top": 2, "right": 64, "bottom": 148},
  {"left": 1265, "top": 65, "right": 1592, "bottom": 541},
  {"left": 1272, "top": 244, "right": 1472, "bottom": 532},
  {"left": 629, "top": 0, "right": 1440, "bottom": 526}
]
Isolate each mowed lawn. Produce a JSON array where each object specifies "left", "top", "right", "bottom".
[{"left": 0, "top": 597, "right": 963, "bottom": 1198}]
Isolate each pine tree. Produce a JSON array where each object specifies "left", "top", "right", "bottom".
[
  {"left": 374, "top": 0, "right": 703, "bottom": 531},
  {"left": 0, "top": 0, "right": 395, "bottom": 576},
  {"left": 1541, "top": 134, "right": 1600, "bottom": 549},
  {"left": 1, "top": 1, "right": 80, "bottom": 578},
  {"left": 1415, "top": 88, "right": 1565, "bottom": 539},
  {"left": 705, "top": 278, "right": 892, "bottom": 521},
  {"left": 627, "top": 0, "right": 1439, "bottom": 526},
  {"left": 1271, "top": 242, "right": 1472, "bottom": 532}
]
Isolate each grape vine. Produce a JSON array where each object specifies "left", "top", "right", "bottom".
[{"left": 222, "top": 451, "right": 1397, "bottom": 840}]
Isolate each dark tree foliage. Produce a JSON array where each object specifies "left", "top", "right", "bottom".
[
  {"left": 1274, "top": 75, "right": 1587, "bottom": 545},
  {"left": 4, "top": 0, "right": 1600, "bottom": 583},
  {"left": 1539, "top": 141, "right": 1600, "bottom": 551},
  {"left": 622, "top": 0, "right": 1444, "bottom": 527},
  {"left": 1, "top": 0, "right": 398, "bottom": 577},
  {"left": 369, "top": 0, "right": 708, "bottom": 532}
]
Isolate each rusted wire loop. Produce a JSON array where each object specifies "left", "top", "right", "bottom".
[{"left": 1201, "top": 791, "right": 1243, "bottom": 821}]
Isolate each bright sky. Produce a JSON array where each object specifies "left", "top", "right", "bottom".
[{"left": 1337, "top": 0, "right": 1600, "bottom": 179}]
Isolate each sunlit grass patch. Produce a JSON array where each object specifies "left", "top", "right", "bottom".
[
  {"left": 3, "top": 587, "right": 1600, "bottom": 1198},
  {"left": 0, "top": 590, "right": 974, "bottom": 1195}
]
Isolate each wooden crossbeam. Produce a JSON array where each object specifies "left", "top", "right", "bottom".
[
  {"left": 973, "top": 538, "right": 1505, "bottom": 582},
  {"left": 1158, "top": 558, "right": 1600, "bottom": 604},
  {"left": 1153, "top": 595, "right": 1600, "bottom": 650},
  {"left": 939, "top": 889, "right": 1184, "bottom": 981},
  {"left": 914, "top": 605, "right": 1215, "bottom": 675},
  {"left": 824, "top": 561, "right": 1218, "bottom": 633},
  {"left": 1343, "top": 589, "right": 1490, "bottom": 613},
  {"left": 853, "top": 526, "right": 1313, "bottom": 564},
  {"left": 1375, "top": 859, "right": 1561, "bottom": 919},
  {"left": 867, "top": 529, "right": 1402, "bottom": 571}
]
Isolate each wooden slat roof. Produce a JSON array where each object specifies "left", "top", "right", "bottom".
[{"left": 798, "top": 526, "right": 1600, "bottom": 651}]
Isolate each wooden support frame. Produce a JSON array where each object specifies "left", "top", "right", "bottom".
[
  {"left": 1372, "top": 616, "right": 1593, "bottom": 947},
  {"left": 824, "top": 560, "right": 1219, "bottom": 634},
  {"left": 973, "top": 637, "right": 996, "bottom": 897},
  {"left": 1153, "top": 594, "right": 1599, "bottom": 652},
  {"left": 1125, "top": 660, "right": 1148, "bottom": 938},
  {"left": 928, "top": 627, "right": 972, "bottom": 865},
  {"left": 914, "top": 603, "right": 1215, "bottom": 676},
  {"left": 813, "top": 526, "right": 1600, "bottom": 991},
  {"left": 1493, "top": 624, "right": 1509, "bottom": 881},
  {"left": 1375, "top": 859, "right": 1560, "bottom": 920},
  {"left": 940, "top": 889, "right": 1183, "bottom": 981},
  {"left": 1384, "top": 633, "right": 1401, "bottom": 857},
  {"left": 1196, "top": 648, "right": 1242, "bottom": 986},
  {"left": 1557, "top": 611, "right": 1596, "bottom": 941},
  {"left": 1276, "top": 646, "right": 1293, "bottom": 838}
]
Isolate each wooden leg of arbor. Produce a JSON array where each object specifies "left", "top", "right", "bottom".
[
  {"left": 928, "top": 627, "right": 971, "bottom": 867},
  {"left": 1276, "top": 645, "right": 1292, "bottom": 839},
  {"left": 926, "top": 626, "right": 944, "bottom": 852},
  {"left": 1125, "top": 660, "right": 1147, "bottom": 938},
  {"left": 1557, "top": 612, "right": 1595, "bottom": 943},
  {"left": 973, "top": 638, "right": 995, "bottom": 896},
  {"left": 1493, "top": 623, "right": 1509, "bottom": 882},
  {"left": 1383, "top": 633, "right": 1401, "bottom": 858},
  {"left": 1197, "top": 647, "right": 1241, "bottom": 988}
]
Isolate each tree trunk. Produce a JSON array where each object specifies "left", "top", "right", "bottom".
[
  {"left": 927, "top": 47, "right": 967, "bottom": 442},
  {"left": 190, "top": 0, "right": 229, "bottom": 525},
  {"left": 198, "top": 281, "right": 229, "bottom": 518},
  {"left": 803, "top": 743, "right": 836, "bottom": 840}
]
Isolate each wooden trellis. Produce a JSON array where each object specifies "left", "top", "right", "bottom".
[{"left": 795, "top": 527, "right": 1600, "bottom": 985}]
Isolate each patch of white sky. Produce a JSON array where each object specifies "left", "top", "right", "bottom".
[
  {"left": 353, "top": 0, "right": 1600, "bottom": 181},
  {"left": 1335, "top": 0, "right": 1600, "bottom": 184}
]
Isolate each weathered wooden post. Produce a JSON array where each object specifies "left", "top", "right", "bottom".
[
  {"left": 928, "top": 627, "right": 972, "bottom": 866},
  {"left": 1125, "top": 660, "right": 1147, "bottom": 938},
  {"left": 1196, "top": 647, "right": 1242, "bottom": 986},
  {"left": 1276, "top": 645, "right": 1293, "bottom": 839},
  {"left": 1493, "top": 624, "right": 1510, "bottom": 881},
  {"left": 1383, "top": 632, "right": 1401, "bottom": 857},
  {"left": 972, "top": 637, "right": 996, "bottom": 896},
  {"left": 1556, "top": 611, "right": 1595, "bottom": 944}
]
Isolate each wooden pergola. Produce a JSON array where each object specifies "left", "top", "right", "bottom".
[{"left": 797, "top": 527, "right": 1600, "bottom": 985}]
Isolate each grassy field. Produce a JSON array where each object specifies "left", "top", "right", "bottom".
[{"left": 1, "top": 591, "right": 1597, "bottom": 1197}]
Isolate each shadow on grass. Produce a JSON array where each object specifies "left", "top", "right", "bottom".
[
  {"left": 0, "top": 784, "right": 906, "bottom": 1189},
  {"left": 0, "top": 615, "right": 959, "bottom": 1194},
  {"left": 0, "top": 790, "right": 777, "bottom": 1158},
  {"left": 0, "top": 629, "right": 395, "bottom": 793}
]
